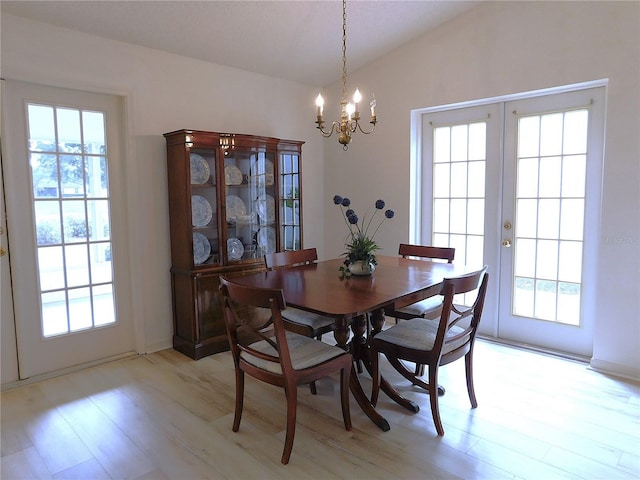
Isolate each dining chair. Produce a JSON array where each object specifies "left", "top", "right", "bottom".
[
  {"left": 263, "top": 249, "right": 335, "bottom": 340},
  {"left": 264, "top": 249, "right": 337, "bottom": 386},
  {"left": 219, "top": 276, "right": 352, "bottom": 465},
  {"left": 370, "top": 267, "right": 488, "bottom": 436},
  {"left": 384, "top": 244, "right": 456, "bottom": 376},
  {"left": 385, "top": 244, "right": 456, "bottom": 323}
]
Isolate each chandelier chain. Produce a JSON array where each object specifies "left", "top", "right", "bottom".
[{"left": 341, "top": 0, "right": 347, "bottom": 105}]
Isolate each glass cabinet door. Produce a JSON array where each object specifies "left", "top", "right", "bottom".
[
  {"left": 223, "top": 146, "right": 277, "bottom": 262},
  {"left": 189, "top": 148, "right": 219, "bottom": 266},
  {"left": 279, "top": 150, "right": 301, "bottom": 251}
]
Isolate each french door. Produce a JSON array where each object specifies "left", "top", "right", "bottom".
[
  {"left": 420, "top": 85, "right": 605, "bottom": 357},
  {"left": 499, "top": 88, "right": 605, "bottom": 356},
  {"left": 2, "top": 80, "right": 135, "bottom": 379}
]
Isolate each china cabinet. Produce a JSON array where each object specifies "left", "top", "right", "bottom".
[{"left": 164, "top": 130, "right": 304, "bottom": 359}]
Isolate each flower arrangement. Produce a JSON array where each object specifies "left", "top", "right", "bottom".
[{"left": 333, "top": 195, "right": 395, "bottom": 277}]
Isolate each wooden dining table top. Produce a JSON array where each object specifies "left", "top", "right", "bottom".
[{"left": 233, "top": 255, "right": 472, "bottom": 319}]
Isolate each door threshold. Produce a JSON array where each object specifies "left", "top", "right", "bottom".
[
  {"left": 1, "top": 351, "right": 139, "bottom": 392},
  {"left": 477, "top": 335, "right": 591, "bottom": 364}
]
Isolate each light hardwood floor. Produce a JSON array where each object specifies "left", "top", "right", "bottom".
[{"left": 2, "top": 338, "right": 639, "bottom": 479}]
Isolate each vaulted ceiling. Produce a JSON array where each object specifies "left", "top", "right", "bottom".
[{"left": 2, "top": 1, "right": 480, "bottom": 86}]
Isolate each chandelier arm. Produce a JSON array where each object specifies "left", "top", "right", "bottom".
[
  {"left": 355, "top": 121, "right": 377, "bottom": 135},
  {"left": 316, "top": 121, "right": 340, "bottom": 138}
]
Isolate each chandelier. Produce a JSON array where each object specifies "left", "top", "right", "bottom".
[{"left": 315, "top": 0, "right": 377, "bottom": 150}]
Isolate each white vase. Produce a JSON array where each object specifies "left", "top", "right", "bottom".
[{"left": 348, "top": 260, "right": 375, "bottom": 276}]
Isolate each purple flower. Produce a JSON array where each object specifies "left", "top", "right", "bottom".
[
  {"left": 348, "top": 214, "right": 359, "bottom": 224},
  {"left": 385, "top": 209, "right": 395, "bottom": 219},
  {"left": 333, "top": 195, "right": 343, "bottom": 205},
  {"left": 345, "top": 209, "right": 355, "bottom": 218},
  {"left": 341, "top": 197, "right": 351, "bottom": 207},
  {"left": 375, "top": 199, "right": 385, "bottom": 209}
]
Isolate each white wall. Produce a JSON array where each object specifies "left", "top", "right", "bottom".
[
  {"left": 322, "top": 1, "right": 640, "bottom": 378},
  {"left": 0, "top": 14, "right": 326, "bottom": 383}
]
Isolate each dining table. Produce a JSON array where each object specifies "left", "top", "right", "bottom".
[{"left": 231, "top": 254, "right": 473, "bottom": 431}]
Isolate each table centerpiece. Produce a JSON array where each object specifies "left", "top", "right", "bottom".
[{"left": 333, "top": 194, "right": 395, "bottom": 278}]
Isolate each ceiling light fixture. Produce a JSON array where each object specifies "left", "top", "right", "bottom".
[{"left": 314, "top": 0, "right": 377, "bottom": 151}]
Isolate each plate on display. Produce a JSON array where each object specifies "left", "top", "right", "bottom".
[
  {"left": 224, "top": 165, "right": 243, "bottom": 185},
  {"left": 254, "top": 193, "right": 275, "bottom": 224},
  {"left": 191, "top": 195, "right": 213, "bottom": 227},
  {"left": 250, "top": 158, "right": 274, "bottom": 187},
  {"left": 227, "top": 195, "right": 247, "bottom": 222},
  {"left": 257, "top": 226, "right": 276, "bottom": 254},
  {"left": 226, "top": 195, "right": 247, "bottom": 222},
  {"left": 192, "top": 232, "right": 211, "bottom": 265},
  {"left": 227, "top": 237, "right": 244, "bottom": 261},
  {"left": 190, "top": 153, "right": 210, "bottom": 184}
]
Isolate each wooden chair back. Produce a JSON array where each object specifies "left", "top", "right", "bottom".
[
  {"left": 436, "top": 267, "right": 489, "bottom": 364},
  {"left": 399, "top": 243, "right": 455, "bottom": 263},
  {"left": 264, "top": 248, "right": 318, "bottom": 270},
  {"left": 219, "top": 277, "right": 295, "bottom": 373}
]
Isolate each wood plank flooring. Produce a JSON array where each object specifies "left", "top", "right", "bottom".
[{"left": 2, "top": 339, "right": 639, "bottom": 479}]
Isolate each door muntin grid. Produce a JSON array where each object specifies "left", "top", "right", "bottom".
[
  {"left": 431, "top": 121, "right": 487, "bottom": 305},
  {"left": 28, "top": 103, "right": 116, "bottom": 337},
  {"left": 432, "top": 122, "right": 486, "bottom": 268},
  {"left": 513, "top": 109, "right": 588, "bottom": 325}
]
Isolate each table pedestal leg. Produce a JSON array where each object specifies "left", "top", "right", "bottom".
[
  {"left": 366, "top": 309, "right": 421, "bottom": 413},
  {"left": 333, "top": 314, "right": 391, "bottom": 431}
]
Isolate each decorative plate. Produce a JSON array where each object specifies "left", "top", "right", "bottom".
[
  {"left": 191, "top": 195, "right": 213, "bottom": 227},
  {"left": 227, "top": 237, "right": 244, "bottom": 261},
  {"left": 250, "top": 159, "right": 274, "bottom": 187},
  {"left": 224, "top": 165, "right": 243, "bottom": 185},
  {"left": 257, "top": 226, "right": 276, "bottom": 254},
  {"left": 190, "top": 153, "right": 210, "bottom": 184},
  {"left": 225, "top": 195, "right": 247, "bottom": 222},
  {"left": 254, "top": 193, "right": 275, "bottom": 224},
  {"left": 192, "top": 232, "right": 211, "bottom": 265}
]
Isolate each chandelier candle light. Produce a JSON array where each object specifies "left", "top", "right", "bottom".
[{"left": 315, "top": 0, "right": 377, "bottom": 150}]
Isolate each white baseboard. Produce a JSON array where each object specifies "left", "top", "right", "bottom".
[
  {"left": 589, "top": 358, "right": 640, "bottom": 383},
  {"left": 144, "top": 340, "right": 173, "bottom": 354}
]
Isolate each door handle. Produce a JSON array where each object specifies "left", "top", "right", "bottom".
[
  {"left": 0, "top": 246, "right": 6, "bottom": 257},
  {"left": 502, "top": 239, "right": 512, "bottom": 248}
]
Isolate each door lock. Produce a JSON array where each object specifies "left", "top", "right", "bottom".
[
  {"left": 0, "top": 247, "right": 6, "bottom": 257},
  {"left": 503, "top": 221, "right": 512, "bottom": 230}
]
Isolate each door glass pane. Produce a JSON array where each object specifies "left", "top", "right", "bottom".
[
  {"left": 513, "top": 109, "right": 588, "bottom": 325},
  {"left": 431, "top": 122, "right": 487, "bottom": 271},
  {"left": 27, "top": 103, "right": 117, "bottom": 338},
  {"left": 35, "top": 201, "right": 62, "bottom": 245}
]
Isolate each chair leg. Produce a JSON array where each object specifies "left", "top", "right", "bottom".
[
  {"left": 232, "top": 368, "right": 244, "bottom": 432},
  {"left": 340, "top": 366, "right": 352, "bottom": 431},
  {"left": 465, "top": 351, "right": 478, "bottom": 408},
  {"left": 309, "top": 334, "right": 324, "bottom": 394},
  {"left": 281, "top": 382, "right": 298, "bottom": 465},
  {"left": 428, "top": 366, "right": 444, "bottom": 436},
  {"left": 370, "top": 349, "right": 381, "bottom": 407}
]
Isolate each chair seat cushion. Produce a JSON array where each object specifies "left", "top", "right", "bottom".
[
  {"left": 241, "top": 332, "right": 346, "bottom": 374},
  {"left": 395, "top": 296, "right": 443, "bottom": 319},
  {"left": 373, "top": 318, "right": 466, "bottom": 354},
  {"left": 282, "top": 307, "right": 335, "bottom": 330}
]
